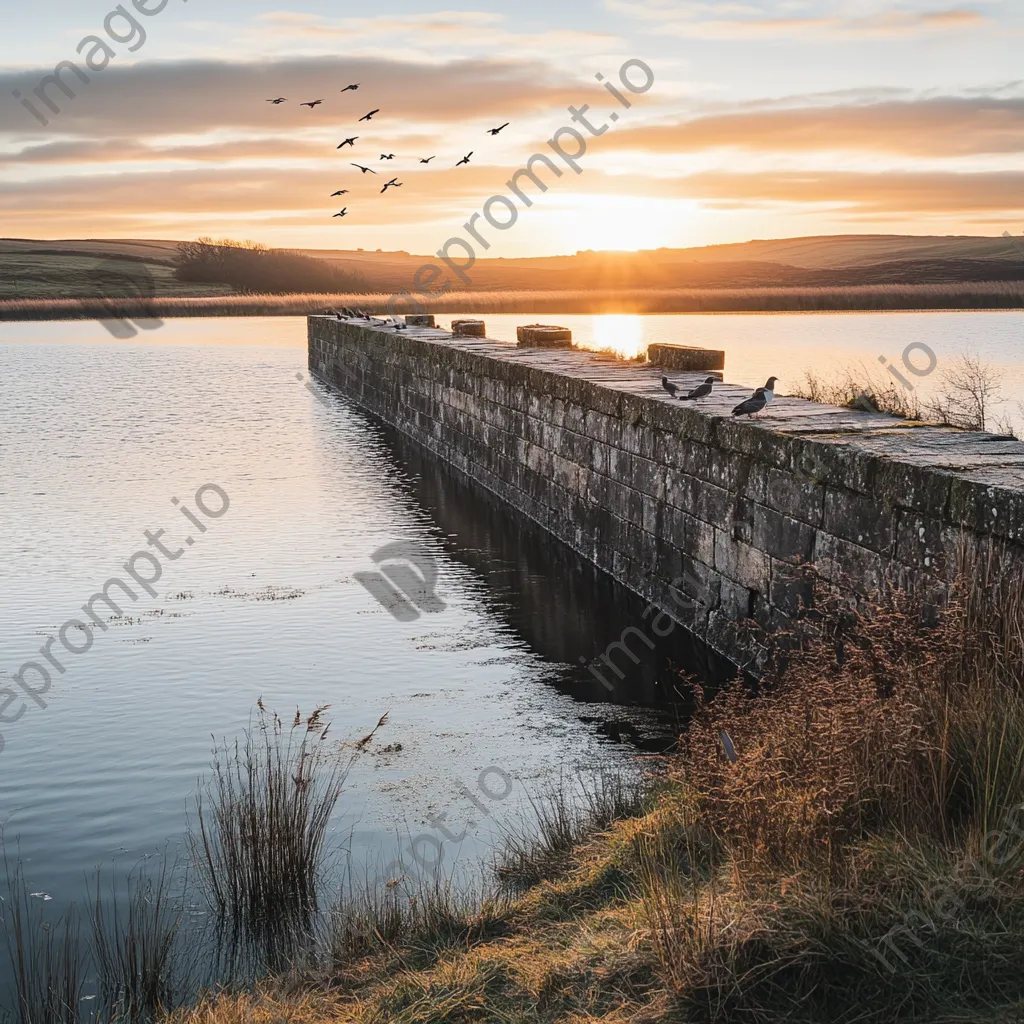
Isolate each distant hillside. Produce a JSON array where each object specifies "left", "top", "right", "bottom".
[{"left": 2, "top": 234, "right": 1022, "bottom": 310}]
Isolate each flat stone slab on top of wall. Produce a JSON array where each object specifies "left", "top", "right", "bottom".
[
  {"left": 452, "top": 319, "right": 486, "bottom": 337},
  {"left": 517, "top": 324, "right": 574, "bottom": 348},
  {"left": 309, "top": 314, "right": 1024, "bottom": 673},
  {"left": 648, "top": 343, "right": 725, "bottom": 374}
]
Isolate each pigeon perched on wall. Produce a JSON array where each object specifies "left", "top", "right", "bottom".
[
  {"left": 661, "top": 376, "right": 680, "bottom": 398},
  {"left": 681, "top": 376, "right": 717, "bottom": 401},
  {"left": 732, "top": 377, "right": 778, "bottom": 418}
]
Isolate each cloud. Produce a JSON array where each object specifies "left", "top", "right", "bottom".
[
  {"left": 677, "top": 169, "right": 1024, "bottom": 215},
  {"left": 603, "top": 97, "right": 1024, "bottom": 157},
  {"left": 0, "top": 54, "right": 584, "bottom": 136},
  {"left": 604, "top": 0, "right": 990, "bottom": 39}
]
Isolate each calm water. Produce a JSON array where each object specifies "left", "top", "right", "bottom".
[
  {"left": 0, "top": 314, "right": 715, "bottom": 1002},
  {"left": 0, "top": 309, "right": 1019, "bottom": 1000}
]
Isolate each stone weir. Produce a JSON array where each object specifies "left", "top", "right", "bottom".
[{"left": 309, "top": 316, "right": 1024, "bottom": 672}]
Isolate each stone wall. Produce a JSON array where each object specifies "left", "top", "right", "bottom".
[{"left": 309, "top": 316, "right": 1024, "bottom": 672}]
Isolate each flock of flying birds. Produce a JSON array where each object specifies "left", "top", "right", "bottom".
[
  {"left": 662, "top": 374, "right": 779, "bottom": 418},
  {"left": 265, "top": 84, "right": 510, "bottom": 220}
]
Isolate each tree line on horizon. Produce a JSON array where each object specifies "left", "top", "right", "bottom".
[{"left": 174, "top": 238, "right": 367, "bottom": 295}]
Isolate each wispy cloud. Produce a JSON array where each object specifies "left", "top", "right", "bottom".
[
  {"left": 605, "top": 0, "right": 990, "bottom": 39},
  {"left": 604, "top": 96, "right": 1024, "bottom": 157}
]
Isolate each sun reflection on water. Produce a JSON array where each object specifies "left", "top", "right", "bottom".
[{"left": 587, "top": 315, "right": 646, "bottom": 360}]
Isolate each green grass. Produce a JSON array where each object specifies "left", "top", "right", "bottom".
[{"left": 0, "top": 252, "right": 230, "bottom": 301}]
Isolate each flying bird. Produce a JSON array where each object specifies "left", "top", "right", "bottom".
[
  {"left": 419, "top": 156, "right": 435, "bottom": 164},
  {"left": 330, "top": 189, "right": 349, "bottom": 196},
  {"left": 381, "top": 178, "right": 402, "bottom": 193},
  {"left": 337, "top": 137, "right": 358, "bottom": 148},
  {"left": 266, "top": 97, "right": 287, "bottom": 104},
  {"left": 358, "top": 109, "right": 380, "bottom": 121},
  {"left": 351, "top": 163, "right": 377, "bottom": 174},
  {"left": 300, "top": 100, "right": 324, "bottom": 109},
  {"left": 332, "top": 208, "right": 348, "bottom": 218},
  {"left": 380, "top": 153, "right": 395, "bottom": 160},
  {"left": 681, "top": 376, "right": 717, "bottom": 402},
  {"left": 731, "top": 377, "right": 778, "bottom": 418},
  {"left": 456, "top": 152, "right": 473, "bottom": 166},
  {"left": 340, "top": 83, "right": 360, "bottom": 92},
  {"left": 487, "top": 122, "right": 510, "bottom": 135}
]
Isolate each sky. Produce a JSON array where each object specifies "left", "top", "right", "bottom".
[{"left": 1, "top": 0, "right": 1023, "bottom": 256}]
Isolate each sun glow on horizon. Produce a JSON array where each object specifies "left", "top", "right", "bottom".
[{"left": 539, "top": 194, "right": 697, "bottom": 255}]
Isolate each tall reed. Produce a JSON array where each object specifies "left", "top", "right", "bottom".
[
  {"left": 1, "top": 852, "right": 86, "bottom": 1024},
  {"left": 89, "top": 859, "right": 187, "bottom": 1023},
  {"left": 187, "top": 707, "right": 386, "bottom": 959}
]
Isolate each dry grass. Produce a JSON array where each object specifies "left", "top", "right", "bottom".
[
  {"left": 790, "top": 367, "right": 923, "bottom": 420},
  {"left": 2, "top": 281, "right": 1024, "bottom": 321},
  {"left": 161, "top": 549, "right": 1024, "bottom": 1024}
]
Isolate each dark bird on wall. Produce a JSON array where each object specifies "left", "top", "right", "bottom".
[
  {"left": 330, "top": 189, "right": 349, "bottom": 196},
  {"left": 341, "top": 83, "right": 360, "bottom": 92},
  {"left": 332, "top": 208, "right": 348, "bottom": 218},
  {"left": 351, "top": 163, "right": 377, "bottom": 174},
  {"left": 381, "top": 178, "right": 402, "bottom": 192},
  {"left": 456, "top": 152, "right": 473, "bottom": 166},
  {"left": 337, "top": 137, "right": 358, "bottom": 148},
  {"left": 681, "top": 376, "right": 717, "bottom": 401},
  {"left": 731, "top": 377, "right": 778, "bottom": 418},
  {"left": 358, "top": 109, "right": 380, "bottom": 121},
  {"left": 419, "top": 156, "right": 435, "bottom": 163},
  {"left": 380, "top": 153, "right": 395, "bottom": 160},
  {"left": 300, "top": 99, "right": 324, "bottom": 108},
  {"left": 487, "top": 122, "right": 510, "bottom": 135},
  {"left": 661, "top": 376, "right": 679, "bottom": 398},
  {"left": 266, "top": 97, "right": 288, "bottom": 104}
]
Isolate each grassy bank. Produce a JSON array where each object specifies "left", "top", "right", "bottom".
[
  {"left": 161, "top": 548, "right": 1024, "bottom": 1024},
  {"left": 2, "top": 280, "right": 1024, "bottom": 322}
]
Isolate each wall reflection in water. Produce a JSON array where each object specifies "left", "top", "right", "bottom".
[{"left": 368, "top": 417, "right": 737, "bottom": 749}]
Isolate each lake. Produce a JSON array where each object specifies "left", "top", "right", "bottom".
[{"left": 0, "top": 308, "right": 1020, "bottom": 1002}]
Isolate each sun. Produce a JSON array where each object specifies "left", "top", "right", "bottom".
[{"left": 542, "top": 194, "right": 695, "bottom": 253}]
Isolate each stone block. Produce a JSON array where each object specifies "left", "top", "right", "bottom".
[
  {"left": 822, "top": 487, "right": 896, "bottom": 555},
  {"left": 752, "top": 505, "right": 817, "bottom": 563}
]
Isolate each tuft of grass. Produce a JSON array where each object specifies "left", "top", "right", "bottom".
[
  {"left": 791, "top": 367, "right": 922, "bottom": 419},
  {"left": 187, "top": 706, "right": 386, "bottom": 965},
  {"left": 494, "top": 772, "right": 650, "bottom": 894}
]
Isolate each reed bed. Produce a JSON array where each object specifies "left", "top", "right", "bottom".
[{"left": 2, "top": 280, "right": 1024, "bottom": 321}]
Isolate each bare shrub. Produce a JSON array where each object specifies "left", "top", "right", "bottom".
[{"left": 922, "top": 352, "right": 1005, "bottom": 432}]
